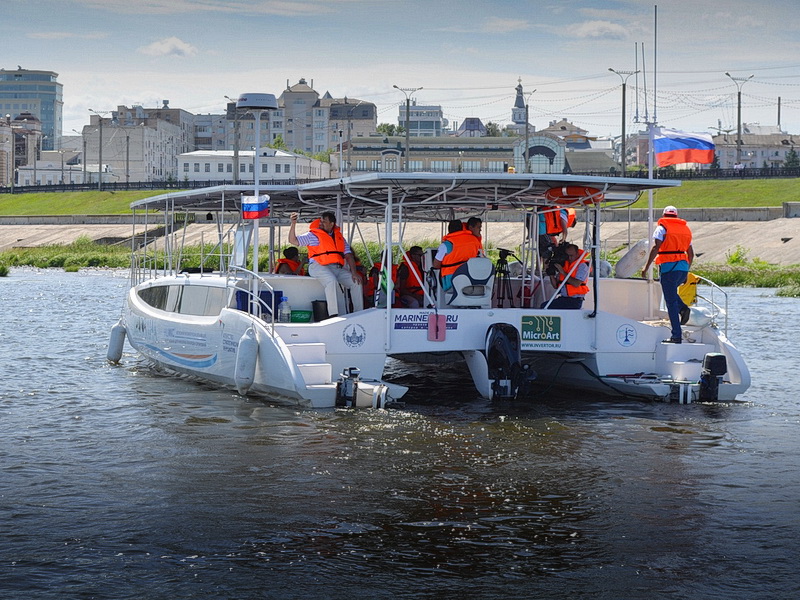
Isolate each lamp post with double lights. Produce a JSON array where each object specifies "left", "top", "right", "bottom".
[
  {"left": 393, "top": 85, "right": 422, "bottom": 172},
  {"left": 88, "top": 109, "right": 106, "bottom": 190},
  {"left": 4, "top": 114, "right": 14, "bottom": 192},
  {"left": 725, "top": 72, "right": 754, "bottom": 166},
  {"left": 609, "top": 68, "right": 639, "bottom": 175},
  {"left": 225, "top": 95, "right": 243, "bottom": 184}
]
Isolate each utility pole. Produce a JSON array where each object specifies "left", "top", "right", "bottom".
[
  {"left": 609, "top": 68, "right": 639, "bottom": 175},
  {"left": 393, "top": 85, "right": 422, "bottom": 172},
  {"left": 725, "top": 72, "right": 754, "bottom": 166},
  {"left": 346, "top": 99, "right": 364, "bottom": 177}
]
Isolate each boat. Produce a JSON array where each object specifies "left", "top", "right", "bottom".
[{"left": 107, "top": 171, "right": 751, "bottom": 407}]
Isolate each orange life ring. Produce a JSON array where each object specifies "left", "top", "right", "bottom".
[{"left": 544, "top": 186, "right": 604, "bottom": 205}]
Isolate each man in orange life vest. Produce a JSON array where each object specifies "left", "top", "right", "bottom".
[
  {"left": 289, "top": 211, "right": 363, "bottom": 317},
  {"left": 432, "top": 218, "right": 483, "bottom": 291},
  {"left": 641, "top": 205, "right": 694, "bottom": 344},
  {"left": 542, "top": 243, "right": 589, "bottom": 309},
  {"left": 396, "top": 246, "right": 426, "bottom": 308},
  {"left": 274, "top": 247, "right": 305, "bottom": 275}
]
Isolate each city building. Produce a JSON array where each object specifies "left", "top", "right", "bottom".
[
  {"left": 333, "top": 134, "right": 567, "bottom": 175},
  {"left": 0, "top": 67, "right": 63, "bottom": 151},
  {"left": 397, "top": 103, "right": 447, "bottom": 137},
  {"left": 178, "top": 148, "right": 330, "bottom": 184}
]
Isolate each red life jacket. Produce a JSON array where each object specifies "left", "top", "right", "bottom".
[
  {"left": 307, "top": 218, "right": 346, "bottom": 266},
  {"left": 274, "top": 258, "right": 304, "bottom": 275},
  {"left": 440, "top": 230, "right": 482, "bottom": 278},
  {"left": 399, "top": 255, "right": 424, "bottom": 298},
  {"left": 655, "top": 217, "right": 692, "bottom": 265}
]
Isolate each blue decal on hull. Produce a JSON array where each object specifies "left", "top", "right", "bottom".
[{"left": 142, "top": 343, "right": 218, "bottom": 368}]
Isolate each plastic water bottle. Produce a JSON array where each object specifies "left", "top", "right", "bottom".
[{"left": 277, "top": 296, "right": 292, "bottom": 323}]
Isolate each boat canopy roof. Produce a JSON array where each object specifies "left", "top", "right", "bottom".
[{"left": 130, "top": 172, "right": 680, "bottom": 221}]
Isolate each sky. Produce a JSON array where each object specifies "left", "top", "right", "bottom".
[{"left": 8, "top": 0, "right": 800, "bottom": 139}]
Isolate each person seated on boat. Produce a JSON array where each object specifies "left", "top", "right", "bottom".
[
  {"left": 541, "top": 243, "right": 589, "bottom": 309},
  {"left": 288, "top": 211, "right": 364, "bottom": 318},
  {"left": 274, "top": 246, "right": 305, "bottom": 276},
  {"left": 396, "top": 246, "right": 426, "bottom": 308},
  {"left": 432, "top": 219, "right": 484, "bottom": 291}
]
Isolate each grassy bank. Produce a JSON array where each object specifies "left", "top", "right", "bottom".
[
  {"left": 0, "top": 190, "right": 174, "bottom": 215},
  {"left": 2, "top": 237, "right": 799, "bottom": 296},
  {"left": 0, "top": 178, "right": 798, "bottom": 216}
]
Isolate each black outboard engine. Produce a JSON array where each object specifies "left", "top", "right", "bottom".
[
  {"left": 699, "top": 353, "right": 727, "bottom": 401},
  {"left": 485, "top": 323, "right": 535, "bottom": 400},
  {"left": 335, "top": 367, "right": 361, "bottom": 407}
]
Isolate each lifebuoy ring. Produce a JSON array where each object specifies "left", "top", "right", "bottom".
[{"left": 544, "top": 186, "right": 604, "bottom": 205}]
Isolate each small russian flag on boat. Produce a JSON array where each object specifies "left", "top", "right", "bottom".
[
  {"left": 653, "top": 128, "right": 715, "bottom": 167},
  {"left": 242, "top": 194, "right": 270, "bottom": 219}
]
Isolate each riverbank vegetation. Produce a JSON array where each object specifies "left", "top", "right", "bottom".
[
  {"left": 2, "top": 237, "right": 799, "bottom": 297},
  {"left": 1, "top": 178, "right": 798, "bottom": 217}
]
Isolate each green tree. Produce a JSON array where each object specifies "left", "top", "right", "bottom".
[
  {"left": 785, "top": 147, "right": 800, "bottom": 168},
  {"left": 269, "top": 134, "right": 287, "bottom": 150},
  {"left": 377, "top": 123, "right": 404, "bottom": 136},
  {"left": 485, "top": 122, "right": 501, "bottom": 137},
  {"left": 710, "top": 152, "right": 720, "bottom": 170}
]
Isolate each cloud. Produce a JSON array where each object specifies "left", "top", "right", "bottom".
[
  {"left": 28, "top": 31, "right": 108, "bottom": 40},
  {"left": 137, "top": 37, "right": 199, "bottom": 57},
  {"left": 571, "top": 20, "right": 627, "bottom": 40},
  {"left": 482, "top": 17, "right": 531, "bottom": 34}
]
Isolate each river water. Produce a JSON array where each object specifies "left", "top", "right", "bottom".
[{"left": 1, "top": 269, "right": 798, "bottom": 599}]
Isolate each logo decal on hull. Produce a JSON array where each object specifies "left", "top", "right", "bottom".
[
  {"left": 616, "top": 324, "right": 637, "bottom": 347},
  {"left": 521, "top": 315, "right": 561, "bottom": 348},
  {"left": 143, "top": 343, "right": 218, "bottom": 368},
  {"left": 343, "top": 324, "right": 366, "bottom": 348}
]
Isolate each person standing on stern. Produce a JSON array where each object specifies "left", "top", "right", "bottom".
[{"left": 642, "top": 205, "right": 694, "bottom": 344}]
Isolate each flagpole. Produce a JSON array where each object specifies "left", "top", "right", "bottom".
[{"left": 252, "top": 108, "right": 262, "bottom": 273}]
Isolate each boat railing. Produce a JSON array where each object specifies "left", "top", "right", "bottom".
[
  {"left": 227, "top": 266, "right": 279, "bottom": 335},
  {"left": 692, "top": 274, "right": 729, "bottom": 336}
]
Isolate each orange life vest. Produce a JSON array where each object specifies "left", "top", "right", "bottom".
[
  {"left": 440, "top": 230, "right": 482, "bottom": 278},
  {"left": 559, "top": 256, "right": 590, "bottom": 297},
  {"left": 655, "top": 217, "right": 692, "bottom": 265},
  {"left": 307, "top": 218, "right": 346, "bottom": 266},
  {"left": 274, "top": 258, "right": 304, "bottom": 275},
  {"left": 543, "top": 208, "right": 565, "bottom": 236},
  {"left": 566, "top": 207, "right": 576, "bottom": 228}
]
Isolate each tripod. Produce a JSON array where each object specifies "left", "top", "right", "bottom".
[{"left": 494, "top": 249, "right": 516, "bottom": 308}]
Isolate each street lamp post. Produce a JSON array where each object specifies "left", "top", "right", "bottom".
[
  {"left": 88, "top": 109, "right": 105, "bottom": 190},
  {"left": 725, "top": 72, "right": 754, "bottom": 166},
  {"left": 393, "top": 85, "right": 422, "bottom": 172},
  {"left": 609, "top": 68, "right": 639, "bottom": 175},
  {"left": 5, "top": 114, "right": 14, "bottom": 193},
  {"left": 71, "top": 128, "right": 87, "bottom": 185},
  {"left": 225, "top": 96, "right": 241, "bottom": 184},
  {"left": 345, "top": 99, "right": 364, "bottom": 177}
]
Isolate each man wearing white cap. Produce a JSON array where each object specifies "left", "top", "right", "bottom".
[{"left": 642, "top": 205, "right": 694, "bottom": 343}]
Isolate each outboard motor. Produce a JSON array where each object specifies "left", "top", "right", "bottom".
[
  {"left": 699, "top": 352, "right": 727, "bottom": 401},
  {"left": 335, "top": 367, "right": 390, "bottom": 408},
  {"left": 485, "top": 323, "right": 535, "bottom": 400}
]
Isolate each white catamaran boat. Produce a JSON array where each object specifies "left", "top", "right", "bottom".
[{"left": 107, "top": 171, "right": 750, "bottom": 408}]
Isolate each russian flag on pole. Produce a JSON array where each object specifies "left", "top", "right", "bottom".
[
  {"left": 241, "top": 194, "right": 270, "bottom": 219},
  {"left": 653, "top": 128, "right": 715, "bottom": 167}
]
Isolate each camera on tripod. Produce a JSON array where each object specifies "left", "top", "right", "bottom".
[
  {"left": 498, "top": 248, "right": 514, "bottom": 262},
  {"left": 544, "top": 244, "right": 569, "bottom": 276}
]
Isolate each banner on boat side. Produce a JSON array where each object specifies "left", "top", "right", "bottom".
[
  {"left": 393, "top": 312, "right": 459, "bottom": 330},
  {"left": 242, "top": 194, "right": 270, "bottom": 219},
  {"left": 521, "top": 315, "right": 561, "bottom": 349}
]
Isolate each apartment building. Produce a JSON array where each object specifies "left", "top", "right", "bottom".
[{"left": 0, "top": 67, "right": 63, "bottom": 151}]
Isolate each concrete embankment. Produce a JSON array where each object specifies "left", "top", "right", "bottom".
[{"left": 1, "top": 207, "right": 798, "bottom": 266}]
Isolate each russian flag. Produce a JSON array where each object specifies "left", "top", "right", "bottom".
[
  {"left": 242, "top": 194, "right": 270, "bottom": 219},
  {"left": 653, "top": 128, "right": 715, "bottom": 167}
]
